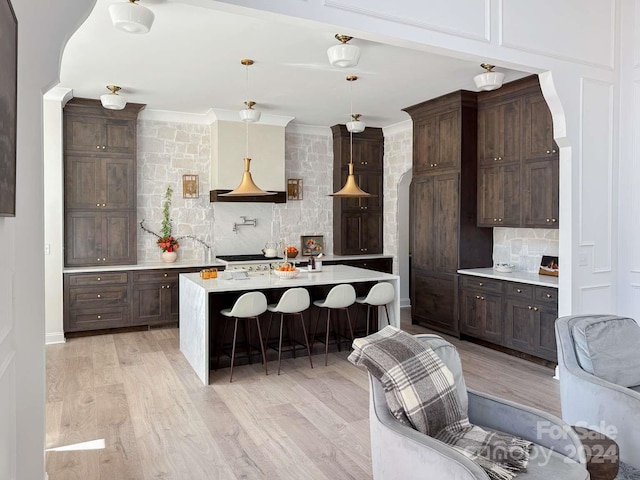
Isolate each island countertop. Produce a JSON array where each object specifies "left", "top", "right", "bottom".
[
  {"left": 182, "top": 264, "right": 399, "bottom": 293},
  {"left": 179, "top": 265, "right": 400, "bottom": 384}
]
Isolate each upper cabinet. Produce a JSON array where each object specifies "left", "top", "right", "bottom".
[
  {"left": 476, "top": 76, "right": 559, "bottom": 229},
  {"left": 413, "top": 108, "right": 461, "bottom": 174},
  {"left": 63, "top": 98, "right": 144, "bottom": 267}
]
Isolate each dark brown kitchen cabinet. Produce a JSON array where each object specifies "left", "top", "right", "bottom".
[
  {"left": 412, "top": 109, "right": 461, "bottom": 174},
  {"left": 64, "top": 98, "right": 144, "bottom": 267},
  {"left": 477, "top": 99, "right": 521, "bottom": 166},
  {"left": 477, "top": 164, "right": 520, "bottom": 227},
  {"left": 404, "top": 91, "right": 493, "bottom": 335},
  {"left": 476, "top": 76, "right": 559, "bottom": 229},
  {"left": 65, "top": 113, "right": 136, "bottom": 155},
  {"left": 64, "top": 271, "right": 131, "bottom": 333},
  {"left": 332, "top": 124, "right": 384, "bottom": 256},
  {"left": 521, "top": 157, "right": 559, "bottom": 227},
  {"left": 65, "top": 155, "right": 136, "bottom": 209},
  {"left": 459, "top": 274, "right": 558, "bottom": 362},
  {"left": 324, "top": 256, "right": 392, "bottom": 273},
  {"left": 65, "top": 211, "right": 136, "bottom": 266}
]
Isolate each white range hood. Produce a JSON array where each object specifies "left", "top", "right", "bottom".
[{"left": 209, "top": 110, "right": 293, "bottom": 202}]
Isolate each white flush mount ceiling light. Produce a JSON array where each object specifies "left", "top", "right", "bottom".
[
  {"left": 346, "top": 114, "right": 365, "bottom": 133},
  {"left": 330, "top": 76, "right": 374, "bottom": 198},
  {"left": 109, "top": 0, "right": 155, "bottom": 34},
  {"left": 238, "top": 59, "right": 261, "bottom": 122},
  {"left": 100, "top": 85, "right": 127, "bottom": 110},
  {"left": 327, "top": 34, "right": 361, "bottom": 68},
  {"left": 474, "top": 63, "right": 505, "bottom": 91}
]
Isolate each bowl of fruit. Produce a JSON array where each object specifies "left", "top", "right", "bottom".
[
  {"left": 285, "top": 245, "right": 299, "bottom": 259},
  {"left": 273, "top": 263, "right": 300, "bottom": 279}
]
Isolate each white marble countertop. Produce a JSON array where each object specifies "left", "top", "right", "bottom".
[
  {"left": 457, "top": 268, "right": 559, "bottom": 288},
  {"left": 183, "top": 264, "right": 399, "bottom": 293}
]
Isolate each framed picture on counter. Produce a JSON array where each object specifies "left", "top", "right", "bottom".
[
  {"left": 539, "top": 255, "right": 559, "bottom": 277},
  {"left": 301, "top": 235, "right": 324, "bottom": 256}
]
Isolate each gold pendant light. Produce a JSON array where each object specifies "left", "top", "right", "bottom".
[
  {"left": 222, "top": 59, "right": 274, "bottom": 197},
  {"left": 330, "top": 75, "right": 376, "bottom": 198}
]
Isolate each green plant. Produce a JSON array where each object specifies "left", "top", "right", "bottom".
[{"left": 140, "top": 186, "right": 180, "bottom": 252}]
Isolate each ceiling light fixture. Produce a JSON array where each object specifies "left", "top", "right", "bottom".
[
  {"left": 222, "top": 59, "right": 274, "bottom": 197},
  {"left": 109, "top": 0, "right": 155, "bottom": 35},
  {"left": 100, "top": 85, "right": 127, "bottom": 110},
  {"left": 238, "top": 59, "right": 261, "bottom": 122},
  {"left": 346, "top": 114, "right": 365, "bottom": 134},
  {"left": 330, "top": 76, "right": 375, "bottom": 198},
  {"left": 474, "top": 63, "right": 505, "bottom": 91},
  {"left": 327, "top": 34, "right": 361, "bottom": 68}
]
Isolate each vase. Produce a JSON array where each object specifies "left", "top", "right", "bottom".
[{"left": 162, "top": 251, "right": 177, "bottom": 263}]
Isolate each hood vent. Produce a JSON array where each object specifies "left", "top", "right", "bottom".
[{"left": 209, "top": 112, "right": 293, "bottom": 203}]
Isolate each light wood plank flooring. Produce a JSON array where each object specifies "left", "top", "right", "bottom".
[{"left": 45, "top": 310, "right": 559, "bottom": 480}]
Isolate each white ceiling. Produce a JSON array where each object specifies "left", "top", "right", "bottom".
[{"left": 59, "top": 0, "right": 530, "bottom": 128}]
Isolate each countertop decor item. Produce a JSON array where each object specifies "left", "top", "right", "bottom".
[
  {"left": 273, "top": 268, "right": 300, "bottom": 279},
  {"left": 493, "top": 263, "right": 515, "bottom": 273},
  {"left": 539, "top": 255, "right": 559, "bottom": 277},
  {"left": 301, "top": 235, "right": 324, "bottom": 256}
]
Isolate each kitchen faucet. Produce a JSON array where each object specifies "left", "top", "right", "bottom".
[{"left": 232, "top": 216, "right": 257, "bottom": 233}]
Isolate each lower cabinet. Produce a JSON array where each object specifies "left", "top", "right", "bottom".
[
  {"left": 64, "top": 266, "right": 202, "bottom": 333},
  {"left": 459, "top": 275, "right": 558, "bottom": 362},
  {"left": 324, "top": 257, "right": 392, "bottom": 273},
  {"left": 412, "top": 271, "right": 458, "bottom": 336}
]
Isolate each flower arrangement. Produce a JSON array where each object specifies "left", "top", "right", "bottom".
[{"left": 140, "top": 186, "right": 180, "bottom": 253}]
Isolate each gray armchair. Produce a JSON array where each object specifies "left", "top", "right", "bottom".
[
  {"left": 369, "top": 334, "right": 589, "bottom": 480},
  {"left": 556, "top": 314, "right": 640, "bottom": 469}
]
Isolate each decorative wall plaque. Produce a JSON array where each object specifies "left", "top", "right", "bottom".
[{"left": 182, "top": 174, "right": 199, "bottom": 198}]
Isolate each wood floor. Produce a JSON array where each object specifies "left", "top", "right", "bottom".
[{"left": 45, "top": 310, "right": 560, "bottom": 480}]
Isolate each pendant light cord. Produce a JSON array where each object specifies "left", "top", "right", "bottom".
[
  {"left": 349, "top": 78, "right": 354, "bottom": 166},
  {"left": 245, "top": 64, "right": 250, "bottom": 158}
]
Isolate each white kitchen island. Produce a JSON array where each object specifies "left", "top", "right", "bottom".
[{"left": 179, "top": 265, "right": 400, "bottom": 384}]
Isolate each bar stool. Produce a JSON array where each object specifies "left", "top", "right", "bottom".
[
  {"left": 312, "top": 284, "right": 356, "bottom": 366},
  {"left": 265, "top": 288, "right": 313, "bottom": 375},
  {"left": 355, "top": 282, "right": 394, "bottom": 336},
  {"left": 217, "top": 291, "right": 268, "bottom": 382}
]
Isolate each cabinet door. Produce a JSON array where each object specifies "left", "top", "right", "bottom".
[
  {"left": 434, "top": 110, "right": 460, "bottom": 171},
  {"left": 477, "top": 164, "right": 520, "bottom": 227},
  {"left": 102, "top": 211, "right": 137, "bottom": 265},
  {"left": 411, "top": 272, "right": 457, "bottom": 335},
  {"left": 339, "top": 212, "right": 382, "bottom": 255},
  {"left": 537, "top": 304, "right": 559, "bottom": 361},
  {"left": 460, "top": 290, "right": 503, "bottom": 344},
  {"left": 169, "top": 281, "right": 180, "bottom": 322},
  {"left": 350, "top": 136, "right": 383, "bottom": 170},
  {"left": 521, "top": 158, "right": 559, "bottom": 228},
  {"left": 104, "top": 119, "right": 136, "bottom": 154},
  {"left": 340, "top": 170, "right": 382, "bottom": 211},
  {"left": 411, "top": 176, "right": 435, "bottom": 270},
  {"left": 413, "top": 110, "right": 460, "bottom": 175},
  {"left": 65, "top": 308, "right": 130, "bottom": 332},
  {"left": 65, "top": 155, "right": 102, "bottom": 208},
  {"left": 481, "top": 292, "right": 504, "bottom": 344},
  {"left": 361, "top": 212, "right": 383, "bottom": 254},
  {"left": 460, "top": 289, "right": 482, "bottom": 337},
  {"left": 504, "top": 298, "right": 537, "bottom": 353},
  {"left": 478, "top": 100, "right": 520, "bottom": 165},
  {"left": 413, "top": 116, "right": 439, "bottom": 175},
  {"left": 65, "top": 211, "right": 102, "bottom": 266},
  {"left": 103, "top": 157, "right": 136, "bottom": 209},
  {"left": 340, "top": 213, "right": 364, "bottom": 255},
  {"left": 65, "top": 115, "right": 106, "bottom": 153},
  {"left": 132, "top": 283, "right": 170, "bottom": 325},
  {"left": 433, "top": 173, "right": 459, "bottom": 273},
  {"left": 522, "top": 93, "right": 557, "bottom": 160}
]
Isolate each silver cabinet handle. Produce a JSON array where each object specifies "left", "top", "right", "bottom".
[
  {"left": 164, "top": 273, "right": 168, "bottom": 277},
  {"left": 546, "top": 293, "right": 552, "bottom": 299},
  {"left": 103, "top": 258, "right": 106, "bottom": 261},
  {"left": 96, "top": 203, "right": 100, "bottom": 207},
  {"left": 479, "top": 282, "right": 483, "bottom": 286},
  {"left": 528, "top": 305, "right": 533, "bottom": 310},
  {"left": 476, "top": 295, "right": 481, "bottom": 299},
  {"left": 533, "top": 307, "right": 539, "bottom": 312},
  {"left": 97, "top": 294, "right": 101, "bottom": 298},
  {"left": 97, "top": 315, "right": 101, "bottom": 319},
  {"left": 166, "top": 285, "right": 171, "bottom": 289},
  {"left": 97, "top": 277, "right": 101, "bottom": 281},
  {"left": 161, "top": 285, "right": 165, "bottom": 289},
  {"left": 516, "top": 289, "right": 522, "bottom": 293}
]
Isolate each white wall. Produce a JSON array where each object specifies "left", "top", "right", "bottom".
[{"left": 5, "top": 1, "right": 96, "bottom": 478}]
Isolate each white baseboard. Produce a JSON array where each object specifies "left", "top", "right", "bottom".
[
  {"left": 400, "top": 298, "right": 411, "bottom": 308},
  {"left": 45, "top": 332, "right": 65, "bottom": 345}
]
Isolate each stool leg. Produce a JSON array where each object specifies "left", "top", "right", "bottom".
[
  {"left": 229, "top": 318, "right": 239, "bottom": 382},
  {"left": 254, "top": 316, "right": 268, "bottom": 376},
  {"left": 286, "top": 316, "right": 296, "bottom": 359},
  {"left": 384, "top": 304, "right": 391, "bottom": 327},
  {"left": 265, "top": 311, "right": 274, "bottom": 349},
  {"left": 345, "top": 307, "right": 355, "bottom": 343},
  {"left": 244, "top": 319, "right": 253, "bottom": 365},
  {"left": 330, "top": 311, "right": 341, "bottom": 352},
  {"left": 216, "top": 317, "right": 228, "bottom": 371},
  {"left": 277, "top": 313, "right": 284, "bottom": 375},
  {"left": 366, "top": 305, "right": 371, "bottom": 336},
  {"left": 325, "top": 309, "right": 331, "bottom": 366},
  {"left": 298, "top": 312, "right": 313, "bottom": 369},
  {"left": 311, "top": 306, "right": 322, "bottom": 354}
]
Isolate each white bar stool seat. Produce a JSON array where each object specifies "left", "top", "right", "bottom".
[
  {"left": 355, "top": 282, "right": 394, "bottom": 336},
  {"left": 217, "top": 291, "right": 268, "bottom": 382},
  {"left": 266, "top": 287, "right": 313, "bottom": 374},
  {"left": 311, "top": 284, "right": 356, "bottom": 366}
]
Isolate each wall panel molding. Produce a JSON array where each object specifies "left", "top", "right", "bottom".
[
  {"left": 499, "top": 0, "right": 615, "bottom": 70},
  {"left": 579, "top": 284, "right": 613, "bottom": 313},
  {"left": 579, "top": 78, "right": 614, "bottom": 273},
  {"left": 324, "top": 0, "right": 491, "bottom": 42},
  {"left": 631, "top": 81, "right": 640, "bottom": 273}
]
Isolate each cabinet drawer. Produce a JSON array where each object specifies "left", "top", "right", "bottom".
[
  {"left": 460, "top": 276, "right": 503, "bottom": 294},
  {"left": 65, "top": 307, "right": 130, "bottom": 332},
  {"left": 505, "top": 282, "right": 534, "bottom": 299},
  {"left": 133, "top": 270, "right": 181, "bottom": 283},
  {"left": 68, "top": 285, "right": 129, "bottom": 308},
  {"left": 535, "top": 286, "right": 558, "bottom": 305},
  {"left": 67, "top": 272, "right": 128, "bottom": 286}
]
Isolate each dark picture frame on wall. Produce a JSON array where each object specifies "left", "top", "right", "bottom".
[{"left": 0, "top": 0, "right": 17, "bottom": 217}]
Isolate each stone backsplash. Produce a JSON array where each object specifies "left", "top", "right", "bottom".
[{"left": 493, "top": 227, "right": 559, "bottom": 272}]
